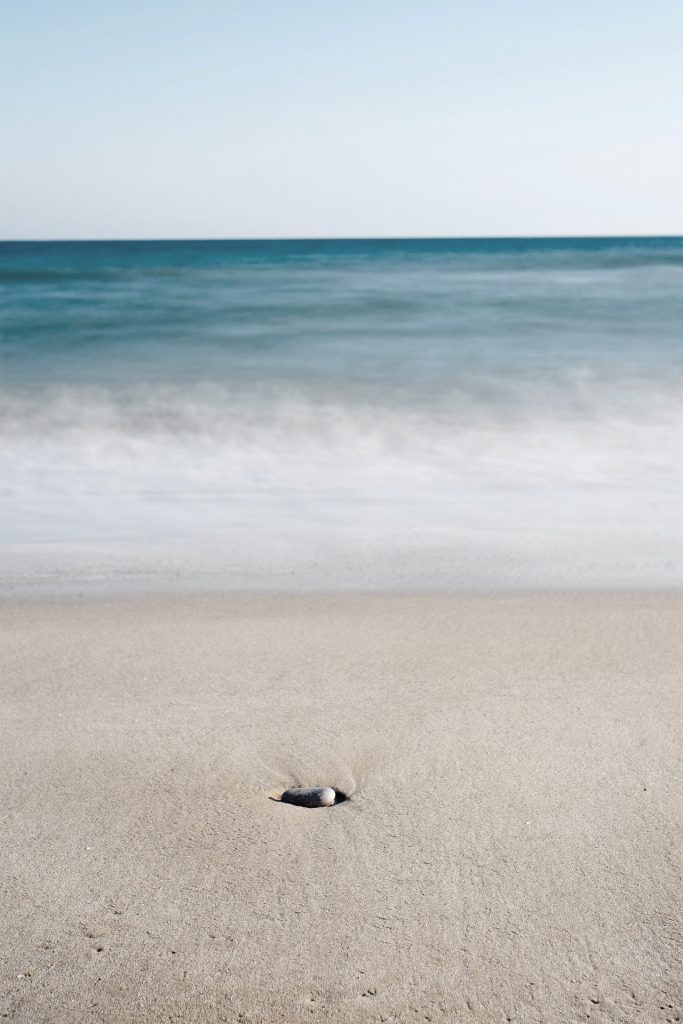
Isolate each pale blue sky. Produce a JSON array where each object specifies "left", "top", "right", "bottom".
[{"left": 2, "top": 0, "right": 682, "bottom": 239}]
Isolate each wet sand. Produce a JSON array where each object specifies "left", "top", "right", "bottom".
[{"left": 1, "top": 592, "right": 681, "bottom": 1022}]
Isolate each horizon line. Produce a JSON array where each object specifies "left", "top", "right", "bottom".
[{"left": 2, "top": 233, "right": 682, "bottom": 244}]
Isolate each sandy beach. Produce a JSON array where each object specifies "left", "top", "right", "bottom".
[{"left": 0, "top": 591, "right": 681, "bottom": 1023}]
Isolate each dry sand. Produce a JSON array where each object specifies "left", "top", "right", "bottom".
[{"left": 0, "top": 592, "right": 681, "bottom": 1023}]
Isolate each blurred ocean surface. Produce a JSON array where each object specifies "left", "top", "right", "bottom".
[{"left": 1, "top": 237, "right": 682, "bottom": 593}]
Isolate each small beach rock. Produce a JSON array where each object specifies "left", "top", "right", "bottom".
[{"left": 281, "top": 786, "right": 336, "bottom": 808}]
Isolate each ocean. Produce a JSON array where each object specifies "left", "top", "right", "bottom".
[{"left": 1, "top": 237, "right": 682, "bottom": 593}]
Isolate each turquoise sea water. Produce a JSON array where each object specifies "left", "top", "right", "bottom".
[{"left": 1, "top": 237, "right": 682, "bottom": 592}]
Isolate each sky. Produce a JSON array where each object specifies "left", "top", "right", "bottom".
[{"left": 2, "top": 0, "right": 682, "bottom": 239}]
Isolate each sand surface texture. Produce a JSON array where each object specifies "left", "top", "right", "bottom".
[{"left": 1, "top": 593, "right": 681, "bottom": 1023}]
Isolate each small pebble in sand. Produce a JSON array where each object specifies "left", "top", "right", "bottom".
[{"left": 280, "top": 786, "right": 336, "bottom": 808}]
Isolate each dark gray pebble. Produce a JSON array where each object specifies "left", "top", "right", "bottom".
[{"left": 281, "top": 786, "right": 336, "bottom": 807}]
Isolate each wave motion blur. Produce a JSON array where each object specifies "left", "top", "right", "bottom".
[{"left": 1, "top": 237, "right": 682, "bottom": 591}]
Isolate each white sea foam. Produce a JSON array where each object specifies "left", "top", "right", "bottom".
[{"left": 2, "top": 378, "right": 682, "bottom": 592}]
